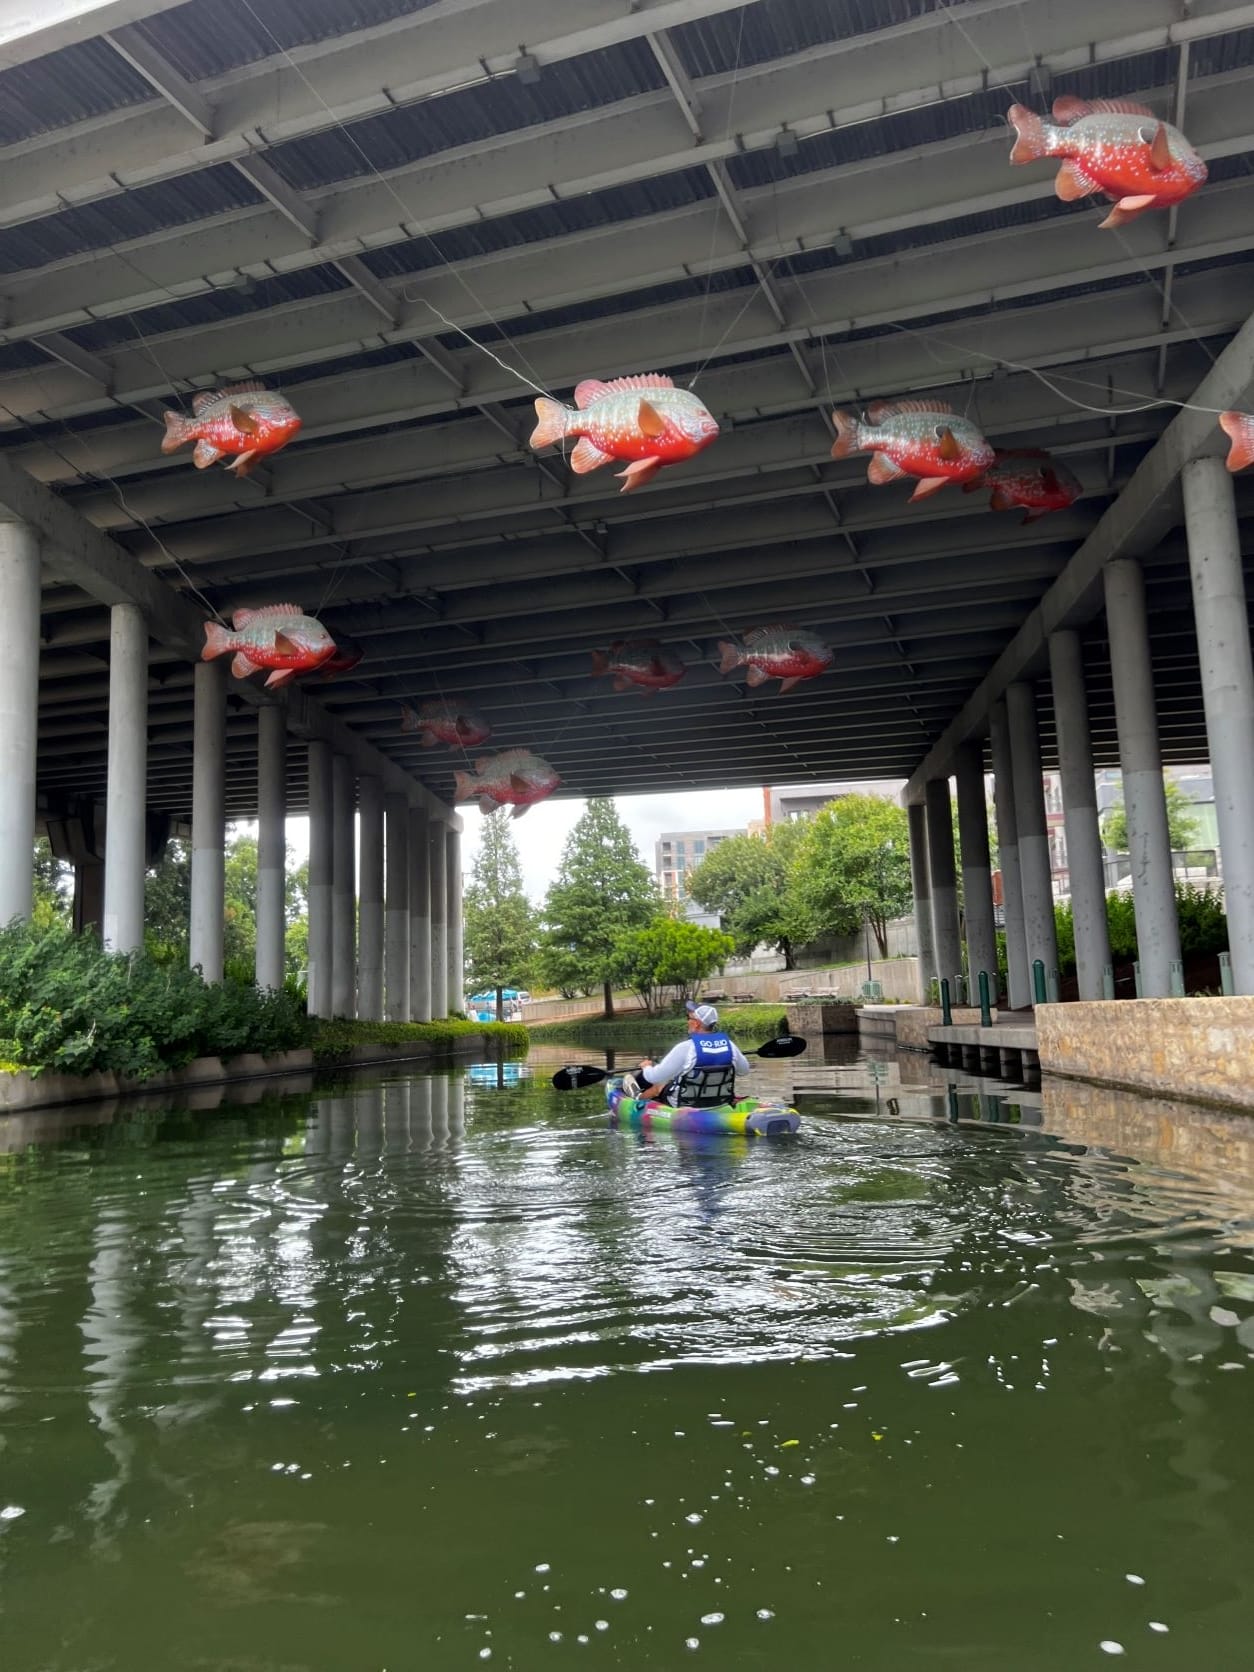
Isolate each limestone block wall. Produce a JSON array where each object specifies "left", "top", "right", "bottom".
[{"left": 1036, "top": 997, "right": 1254, "bottom": 1113}]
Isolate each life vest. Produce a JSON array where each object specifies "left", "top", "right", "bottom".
[{"left": 666, "top": 1032, "right": 738, "bottom": 1108}]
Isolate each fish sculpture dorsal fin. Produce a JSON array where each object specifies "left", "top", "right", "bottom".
[
  {"left": 219, "top": 380, "right": 270, "bottom": 399},
  {"left": 232, "top": 603, "right": 304, "bottom": 628},
  {"left": 573, "top": 373, "right": 676, "bottom": 408},
  {"left": 864, "top": 397, "right": 957, "bottom": 422},
  {"left": 191, "top": 380, "right": 269, "bottom": 417},
  {"left": 1052, "top": 94, "right": 1156, "bottom": 125}
]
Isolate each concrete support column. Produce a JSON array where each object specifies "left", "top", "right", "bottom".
[
  {"left": 255, "top": 704, "right": 286, "bottom": 990},
  {"left": 1183, "top": 456, "right": 1254, "bottom": 994},
  {"left": 357, "top": 775, "right": 384, "bottom": 1021},
  {"left": 924, "top": 777, "right": 962, "bottom": 992},
  {"left": 1103, "top": 558, "right": 1181, "bottom": 997},
  {"left": 385, "top": 791, "right": 410, "bottom": 1021},
  {"left": 429, "top": 819, "right": 448, "bottom": 1019},
  {"left": 331, "top": 754, "right": 356, "bottom": 1018},
  {"left": 1049, "top": 630, "right": 1112, "bottom": 999},
  {"left": 306, "top": 740, "right": 333, "bottom": 1018},
  {"left": 445, "top": 825, "right": 463, "bottom": 1015},
  {"left": 989, "top": 700, "right": 1031, "bottom": 1009},
  {"left": 408, "top": 803, "right": 431, "bottom": 1022},
  {"left": 906, "top": 801, "right": 936, "bottom": 1002},
  {"left": 1005, "top": 680, "right": 1059, "bottom": 993},
  {"left": 0, "top": 521, "right": 40, "bottom": 925},
  {"left": 189, "top": 658, "right": 226, "bottom": 981},
  {"left": 102, "top": 602, "right": 147, "bottom": 953},
  {"left": 954, "top": 743, "right": 997, "bottom": 996}
]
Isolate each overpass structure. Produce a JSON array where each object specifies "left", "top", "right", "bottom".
[{"left": 0, "top": 0, "right": 1252, "bottom": 1019}]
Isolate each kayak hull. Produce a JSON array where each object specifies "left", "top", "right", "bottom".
[{"left": 605, "top": 1076, "right": 800, "bottom": 1136}]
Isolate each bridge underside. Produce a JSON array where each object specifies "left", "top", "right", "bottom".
[{"left": 2, "top": 0, "right": 1253, "bottom": 821}]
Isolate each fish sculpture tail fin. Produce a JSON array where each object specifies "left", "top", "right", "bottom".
[
  {"left": 201, "top": 619, "right": 233, "bottom": 661},
  {"left": 1219, "top": 412, "right": 1254, "bottom": 473},
  {"left": 399, "top": 702, "right": 420, "bottom": 732},
  {"left": 453, "top": 769, "right": 476, "bottom": 804},
  {"left": 529, "top": 396, "right": 571, "bottom": 451},
  {"left": 160, "top": 409, "right": 194, "bottom": 453},
  {"left": 717, "top": 640, "right": 743, "bottom": 676},
  {"left": 829, "top": 408, "right": 861, "bottom": 460},
  {"left": 1006, "top": 104, "right": 1051, "bottom": 164},
  {"left": 590, "top": 649, "right": 609, "bottom": 676}
]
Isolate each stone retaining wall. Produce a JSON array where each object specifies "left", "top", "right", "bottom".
[{"left": 1035, "top": 997, "right": 1254, "bottom": 1113}]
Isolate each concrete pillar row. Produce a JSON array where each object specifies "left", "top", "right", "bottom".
[
  {"left": 954, "top": 742, "right": 998, "bottom": 998},
  {"left": 306, "top": 739, "right": 334, "bottom": 1018},
  {"left": 906, "top": 801, "right": 936, "bottom": 1002},
  {"left": 1103, "top": 558, "right": 1182, "bottom": 997},
  {"left": 1049, "top": 629, "right": 1112, "bottom": 1000},
  {"left": 445, "top": 824, "right": 463, "bottom": 1015},
  {"left": 102, "top": 601, "right": 147, "bottom": 954},
  {"left": 0, "top": 521, "right": 40, "bottom": 925},
  {"left": 1005, "top": 680, "right": 1059, "bottom": 993},
  {"left": 331, "top": 753, "right": 356, "bottom": 1018},
  {"left": 357, "top": 775, "right": 384, "bottom": 1021},
  {"left": 255, "top": 704, "right": 286, "bottom": 991},
  {"left": 1182, "top": 456, "right": 1254, "bottom": 994},
  {"left": 385, "top": 791, "right": 410, "bottom": 1021},
  {"left": 408, "top": 803, "right": 431, "bottom": 1022},
  {"left": 429, "top": 818, "right": 449, "bottom": 1020},
  {"left": 189, "top": 657, "right": 226, "bottom": 981},
  {"left": 988, "top": 699, "right": 1031, "bottom": 1010},
  {"left": 924, "top": 776, "right": 963, "bottom": 991}
]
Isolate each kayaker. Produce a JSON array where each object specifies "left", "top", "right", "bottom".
[{"left": 634, "top": 1002, "right": 752, "bottom": 1108}]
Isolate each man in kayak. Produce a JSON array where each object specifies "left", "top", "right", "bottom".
[{"left": 632, "top": 1002, "right": 753, "bottom": 1108}]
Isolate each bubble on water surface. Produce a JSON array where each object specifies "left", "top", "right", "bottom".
[
  {"left": 700, "top": 1612, "right": 724, "bottom": 1626},
  {"left": 1099, "top": 1643, "right": 1125, "bottom": 1656}
]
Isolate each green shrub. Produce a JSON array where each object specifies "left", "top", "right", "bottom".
[
  {"left": 1052, "top": 884, "right": 1227, "bottom": 975},
  {"left": 0, "top": 918, "right": 309, "bottom": 1079},
  {"left": 311, "top": 1016, "right": 528, "bottom": 1066}
]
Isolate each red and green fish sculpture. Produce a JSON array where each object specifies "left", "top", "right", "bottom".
[
  {"left": 718, "top": 627, "right": 833, "bottom": 693},
  {"left": 831, "top": 398, "right": 994, "bottom": 500},
  {"left": 964, "top": 449, "right": 1082, "bottom": 522},
  {"left": 400, "top": 699, "right": 493, "bottom": 748},
  {"left": 1219, "top": 412, "right": 1254, "bottom": 473},
  {"left": 1006, "top": 95, "right": 1207, "bottom": 229},
  {"left": 529, "top": 374, "right": 719, "bottom": 492},
  {"left": 202, "top": 605, "right": 336, "bottom": 688},
  {"left": 590, "top": 639, "right": 686, "bottom": 694},
  {"left": 161, "top": 382, "right": 303, "bottom": 476},
  {"left": 453, "top": 749, "right": 560, "bottom": 818}
]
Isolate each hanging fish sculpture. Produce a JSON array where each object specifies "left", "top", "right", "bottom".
[
  {"left": 529, "top": 374, "right": 719, "bottom": 492},
  {"left": 831, "top": 398, "right": 994, "bottom": 500},
  {"left": 400, "top": 699, "right": 493, "bottom": 748},
  {"left": 161, "top": 382, "right": 303, "bottom": 476},
  {"left": 453, "top": 749, "right": 560, "bottom": 819},
  {"left": 1006, "top": 96, "right": 1207, "bottom": 229},
  {"left": 963, "top": 449, "right": 1082, "bottom": 522},
  {"left": 202, "top": 605, "right": 335, "bottom": 688},
  {"left": 314, "top": 631, "right": 365, "bottom": 680},
  {"left": 1219, "top": 412, "right": 1254, "bottom": 473},
  {"left": 717, "top": 627, "right": 834, "bottom": 693},
  {"left": 590, "top": 639, "right": 686, "bottom": 694}
]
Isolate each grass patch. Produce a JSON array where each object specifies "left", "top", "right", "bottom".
[
  {"left": 528, "top": 1004, "right": 790, "bottom": 1049},
  {"left": 312, "top": 1016, "right": 528, "bottom": 1066}
]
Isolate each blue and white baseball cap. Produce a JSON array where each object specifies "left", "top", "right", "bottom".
[{"left": 686, "top": 1001, "right": 719, "bottom": 1026}]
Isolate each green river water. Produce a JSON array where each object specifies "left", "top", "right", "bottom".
[{"left": 1, "top": 1041, "right": 1253, "bottom": 1670}]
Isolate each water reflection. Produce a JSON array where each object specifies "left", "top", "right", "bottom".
[{"left": 0, "top": 1054, "right": 1252, "bottom": 1668}]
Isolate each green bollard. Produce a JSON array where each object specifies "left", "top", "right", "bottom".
[
  {"left": 978, "top": 969, "right": 992, "bottom": 1028},
  {"left": 1032, "top": 959, "right": 1047, "bottom": 1004},
  {"left": 940, "top": 976, "right": 953, "bottom": 1027}
]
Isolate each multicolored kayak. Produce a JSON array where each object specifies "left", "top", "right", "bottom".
[{"left": 605, "top": 1076, "right": 800, "bottom": 1137}]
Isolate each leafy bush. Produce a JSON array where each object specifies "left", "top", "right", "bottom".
[
  {"left": 0, "top": 919, "right": 309, "bottom": 1079},
  {"left": 311, "top": 1016, "right": 528, "bottom": 1065},
  {"left": 1052, "top": 884, "right": 1227, "bottom": 975},
  {"left": 606, "top": 917, "right": 734, "bottom": 1014}
]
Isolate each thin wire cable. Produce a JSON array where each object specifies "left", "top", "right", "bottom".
[{"left": 695, "top": 7, "right": 748, "bottom": 362}]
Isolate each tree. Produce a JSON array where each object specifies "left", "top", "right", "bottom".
[
  {"left": 792, "top": 793, "right": 913, "bottom": 957},
  {"left": 607, "top": 917, "right": 734, "bottom": 1015},
  {"left": 685, "top": 821, "right": 808, "bottom": 967},
  {"left": 1102, "top": 778, "right": 1200, "bottom": 852},
  {"left": 538, "top": 798, "right": 658, "bottom": 1016},
  {"left": 32, "top": 837, "right": 71, "bottom": 929},
  {"left": 463, "top": 809, "right": 535, "bottom": 1017},
  {"left": 145, "top": 837, "right": 192, "bottom": 958}
]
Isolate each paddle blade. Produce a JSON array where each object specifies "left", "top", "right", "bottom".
[
  {"left": 755, "top": 1034, "right": 807, "bottom": 1059},
  {"left": 551, "top": 1064, "right": 607, "bottom": 1090}
]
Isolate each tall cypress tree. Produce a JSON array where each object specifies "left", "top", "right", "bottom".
[
  {"left": 463, "top": 810, "right": 536, "bottom": 1018},
  {"left": 538, "top": 798, "right": 658, "bottom": 1016}
]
